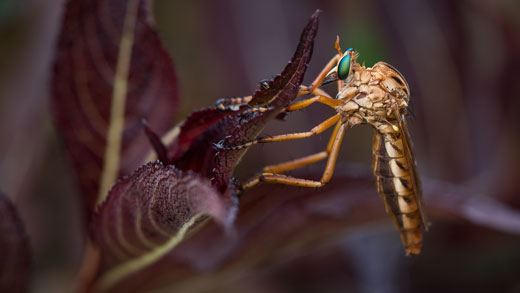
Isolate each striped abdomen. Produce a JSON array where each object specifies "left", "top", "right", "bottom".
[{"left": 372, "top": 130, "right": 423, "bottom": 255}]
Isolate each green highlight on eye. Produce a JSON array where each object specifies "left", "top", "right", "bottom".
[{"left": 337, "top": 50, "right": 353, "bottom": 80}]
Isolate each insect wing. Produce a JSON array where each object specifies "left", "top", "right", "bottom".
[{"left": 393, "top": 108, "right": 429, "bottom": 230}]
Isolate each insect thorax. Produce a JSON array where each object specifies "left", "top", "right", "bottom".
[{"left": 336, "top": 62, "right": 410, "bottom": 133}]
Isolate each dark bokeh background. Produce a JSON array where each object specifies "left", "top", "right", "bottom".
[{"left": 1, "top": 0, "right": 519, "bottom": 291}]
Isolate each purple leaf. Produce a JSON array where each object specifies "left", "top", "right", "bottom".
[
  {"left": 51, "top": 0, "right": 179, "bottom": 221},
  {"left": 142, "top": 119, "right": 169, "bottom": 164},
  {"left": 98, "top": 168, "right": 520, "bottom": 292},
  {"left": 90, "top": 161, "right": 237, "bottom": 291},
  {"left": 211, "top": 10, "right": 320, "bottom": 191},
  {"left": 167, "top": 107, "right": 236, "bottom": 162},
  {"left": 0, "top": 192, "right": 31, "bottom": 293},
  {"left": 87, "top": 12, "right": 320, "bottom": 291},
  {"left": 173, "top": 10, "right": 320, "bottom": 192},
  {"left": 423, "top": 179, "right": 520, "bottom": 233}
]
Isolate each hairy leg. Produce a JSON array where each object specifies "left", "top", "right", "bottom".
[
  {"left": 216, "top": 114, "right": 340, "bottom": 151},
  {"left": 241, "top": 123, "right": 346, "bottom": 190}
]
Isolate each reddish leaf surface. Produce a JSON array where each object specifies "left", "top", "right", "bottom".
[
  {"left": 91, "top": 168, "right": 520, "bottom": 292},
  {"left": 91, "top": 161, "right": 237, "bottom": 290},
  {"left": 87, "top": 12, "right": 319, "bottom": 291},
  {"left": 167, "top": 107, "right": 236, "bottom": 163},
  {"left": 141, "top": 119, "right": 169, "bottom": 164},
  {"left": 172, "top": 11, "right": 320, "bottom": 192},
  {"left": 0, "top": 192, "right": 31, "bottom": 293},
  {"left": 51, "top": 0, "right": 178, "bottom": 221},
  {"left": 92, "top": 161, "right": 237, "bottom": 267}
]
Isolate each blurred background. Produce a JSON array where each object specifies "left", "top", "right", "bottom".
[{"left": 1, "top": 0, "right": 519, "bottom": 291}]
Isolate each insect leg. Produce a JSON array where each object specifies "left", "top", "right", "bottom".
[
  {"left": 263, "top": 121, "right": 341, "bottom": 173},
  {"left": 251, "top": 123, "right": 346, "bottom": 188},
  {"left": 239, "top": 106, "right": 273, "bottom": 116},
  {"left": 240, "top": 94, "right": 342, "bottom": 117},
  {"left": 307, "top": 54, "right": 341, "bottom": 93},
  {"left": 217, "top": 44, "right": 342, "bottom": 112},
  {"left": 217, "top": 50, "right": 338, "bottom": 112},
  {"left": 216, "top": 114, "right": 340, "bottom": 151},
  {"left": 216, "top": 95, "right": 253, "bottom": 111},
  {"left": 217, "top": 84, "right": 332, "bottom": 113},
  {"left": 240, "top": 122, "right": 342, "bottom": 190},
  {"left": 246, "top": 86, "right": 335, "bottom": 115},
  {"left": 298, "top": 85, "right": 334, "bottom": 98},
  {"left": 286, "top": 95, "right": 343, "bottom": 111}
]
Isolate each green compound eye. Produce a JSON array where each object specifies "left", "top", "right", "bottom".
[{"left": 337, "top": 49, "right": 353, "bottom": 80}]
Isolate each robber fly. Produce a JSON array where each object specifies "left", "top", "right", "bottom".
[{"left": 216, "top": 37, "right": 428, "bottom": 255}]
